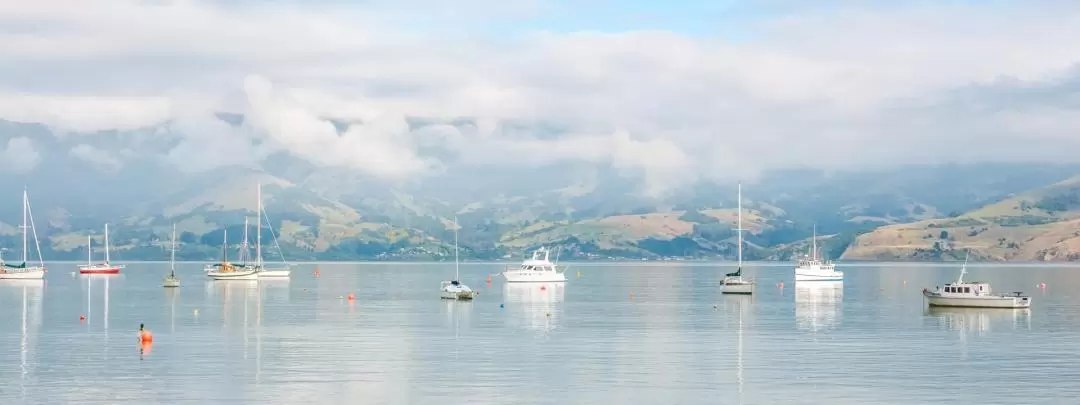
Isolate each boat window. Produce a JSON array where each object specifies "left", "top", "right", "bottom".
[{"left": 963, "top": 287, "right": 970, "bottom": 293}]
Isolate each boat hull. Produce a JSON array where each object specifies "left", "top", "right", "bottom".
[
  {"left": 207, "top": 270, "right": 259, "bottom": 280},
  {"left": 721, "top": 280, "right": 755, "bottom": 294},
  {"left": 79, "top": 267, "right": 122, "bottom": 274},
  {"left": 795, "top": 270, "right": 844, "bottom": 282},
  {"left": 923, "top": 292, "right": 1031, "bottom": 308},
  {"left": 0, "top": 268, "right": 46, "bottom": 279},
  {"left": 503, "top": 271, "right": 567, "bottom": 283},
  {"left": 257, "top": 269, "right": 291, "bottom": 278},
  {"left": 163, "top": 279, "right": 180, "bottom": 288}
]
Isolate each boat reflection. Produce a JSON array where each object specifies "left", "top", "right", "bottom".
[
  {"left": 794, "top": 281, "right": 843, "bottom": 332},
  {"left": 724, "top": 294, "right": 752, "bottom": 404},
  {"left": 83, "top": 274, "right": 118, "bottom": 330},
  {"left": 1, "top": 279, "right": 44, "bottom": 396},
  {"left": 924, "top": 306, "right": 1031, "bottom": 334},
  {"left": 503, "top": 282, "right": 564, "bottom": 332}
]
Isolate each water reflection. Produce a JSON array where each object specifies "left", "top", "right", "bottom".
[
  {"left": 503, "top": 282, "right": 564, "bottom": 331},
  {"left": 723, "top": 294, "right": 752, "bottom": 404},
  {"left": 0, "top": 279, "right": 44, "bottom": 399},
  {"left": 83, "top": 274, "right": 118, "bottom": 330},
  {"left": 925, "top": 307, "right": 1032, "bottom": 334},
  {"left": 795, "top": 281, "right": 843, "bottom": 332}
]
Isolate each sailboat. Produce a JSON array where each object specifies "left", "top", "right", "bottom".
[
  {"left": 254, "top": 184, "right": 290, "bottom": 278},
  {"left": 441, "top": 216, "right": 475, "bottom": 300},
  {"left": 163, "top": 223, "right": 180, "bottom": 288},
  {"left": 0, "top": 189, "right": 46, "bottom": 280},
  {"left": 722, "top": 183, "right": 754, "bottom": 294},
  {"left": 78, "top": 223, "right": 125, "bottom": 274},
  {"left": 206, "top": 229, "right": 260, "bottom": 280}
]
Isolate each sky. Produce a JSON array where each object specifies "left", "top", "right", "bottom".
[{"left": 1, "top": 0, "right": 1079, "bottom": 197}]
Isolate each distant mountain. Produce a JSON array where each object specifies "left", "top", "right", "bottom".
[
  {"left": 2, "top": 118, "right": 1079, "bottom": 261},
  {"left": 843, "top": 174, "right": 1080, "bottom": 262}
]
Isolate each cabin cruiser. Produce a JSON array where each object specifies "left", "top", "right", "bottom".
[
  {"left": 794, "top": 227, "right": 843, "bottom": 282},
  {"left": 502, "top": 247, "right": 567, "bottom": 283},
  {"left": 922, "top": 253, "right": 1030, "bottom": 309}
]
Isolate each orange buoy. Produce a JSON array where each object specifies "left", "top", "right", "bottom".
[
  {"left": 138, "top": 323, "right": 153, "bottom": 343},
  {"left": 79, "top": 315, "right": 86, "bottom": 321},
  {"left": 486, "top": 275, "right": 492, "bottom": 283},
  {"left": 347, "top": 293, "right": 355, "bottom": 301}
]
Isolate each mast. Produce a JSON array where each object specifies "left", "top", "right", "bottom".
[
  {"left": 958, "top": 249, "right": 969, "bottom": 284},
  {"left": 241, "top": 217, "right": 249, "bottom": 265},
  {"left": 256, "top": 183, "right": 262, "bottom": 267},
  {"left": 454, "top": 216, "right": 459, "bottom": 281},
  {"left": 21, "top": 188, "right": 27, "bottom": 264},
  {"left": 811, "top": 224, "right": 818, "bottom": 261},
  {"left": 170, "top": 223, "right": 177, "bottom": 276},
  {"left": 222, "top": 229, "right": 228, "bottom": 264},
  {"left": 737, "top": 182, "right": 743, "bottom": 270},
  {"left": 104, "top": 223, "right": 110, "bottom": 264},
  {"left": 87, "top": 234, "right": 92, "bottom": 266}
]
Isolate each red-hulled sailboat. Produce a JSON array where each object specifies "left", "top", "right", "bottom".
[{"left": 78, "top": 223, "right": 125, "bottom": 274}]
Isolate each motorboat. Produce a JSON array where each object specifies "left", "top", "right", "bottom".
[
  {"left": 922, "top": 252, "right": 1030, "bottom": 309},
  {"left": 502, "top": 247, "right": 567, "bottom": 283}
]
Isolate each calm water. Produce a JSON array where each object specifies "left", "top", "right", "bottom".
[{"left": 1, "top": 262, "right": 1078, "bottom": 404}]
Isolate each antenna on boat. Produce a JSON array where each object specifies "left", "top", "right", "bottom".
[{"left": 958, "top": 249, "right": 969, "bottom": 284}]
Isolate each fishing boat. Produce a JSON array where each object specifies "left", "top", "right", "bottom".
[
  {"left": 922, "top": 251, "right": 1031, "bottom": 309},
  {"left": 0, "top": 189, "right": 46, "bottom": 280},
  {"left": 502, "top": 247, "right": 567, "bottom": 283},
  {"left": 78, "top": 223, "right": 125, "bottom": 274},
  {"left": 254, "top": 184, "right": 290, "bottom": 278},
  {"left": 722, "top": 183, "right": 754, "bottom": 294},
  {"left": 163, "top": 223, "right": 180, "bottom": 288},
  {"left": 441, "top": 216, "right": 475, "bottom": 300},
  {"left": 793, "top": 225, "right": 843, "bottom": 282},
  {"left": 206, "top": 229, "right": 260, "bottom": 280}
]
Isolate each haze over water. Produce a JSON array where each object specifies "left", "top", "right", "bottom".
[{"left": 1, "top": 262, "right": 1077, "bottom": 404}]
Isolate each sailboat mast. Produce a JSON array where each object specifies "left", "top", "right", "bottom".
[
  {"left": 737, "top": 182, "right": 743, "bottom": 269},
  {"left": 104, "top": 223, "right": 110, "bottom": 264},
  {"left": 454, "top": 216, "right": 460, "bottom": 281},
  {"left": 242, "top": 217, "right": 249, "bottom": 264},
  {"left": 811, "top": 225, "right": 818, "bottom": 260},
  {"left": 87, "top": 234, "right": 92, "bottom": 266},
  {"left": 222, "top": 229, "right": 228, "bottom": 264},
  {"left": 256, "top": 183, "right": 262, "bottom": 267},
  {"left": 21, "top": 189, "right": 27, "bottom": 264},
  {"left": 170, "top": 223, "right": 177, "bottom": 273}
]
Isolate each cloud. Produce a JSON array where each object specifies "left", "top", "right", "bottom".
[
  {"left": 68, "top": 144, "right": 123, "bottom": 173},
  {"left": 2, "top": 0, "right": 1080, "bottom": 193},
  {"left": 0, "top": 137, "right": 40, "bottom": 173}
]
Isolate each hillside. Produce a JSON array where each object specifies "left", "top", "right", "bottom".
[{"left": 843, "top": 175, "right": 1080, "bottom": 261}]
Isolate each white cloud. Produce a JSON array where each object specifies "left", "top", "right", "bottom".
[
  {"left": 68, "top": 144, "right": 123, "bottom": 173},
  {"left": 0, "top": 137, "right": 40, "bottom": 173},
  {"left": 1, "top": 0, "right": 1080, "bottom": 193}
]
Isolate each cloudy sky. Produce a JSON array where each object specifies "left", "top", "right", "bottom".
[{"left": 2, "top": 0, "right": 1079, "bottom": 195}]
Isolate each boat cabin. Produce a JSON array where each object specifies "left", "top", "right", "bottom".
[{"left": 936, "top": 282, "right": 991, "bottom": 296}]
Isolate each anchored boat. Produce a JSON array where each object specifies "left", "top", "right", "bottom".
[{"left": 922, "top": 252, "right": 1031, "bottom": 309}]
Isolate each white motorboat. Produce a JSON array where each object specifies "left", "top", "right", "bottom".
[
  {"left": 441, "top": 216, "right": 476, "bottom": 300},
  {"left": 502, "top": 247, "right": 567, "bottom": 283},
  {"left": 0, "top": 189, "right": 46, "bottom": 280},
  {"left": 722, "top": 183, "right": 754, "bottom": 295},
  {"left": 922, "top": 252, "right": 1031, "bottom": 309},
  {"left": 794, "top": 226, "right": 843, "bottom": 282}
]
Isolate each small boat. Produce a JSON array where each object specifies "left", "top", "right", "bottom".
[
  {"left": 163, "top": 223, "right": 180, "bottom": 288},
  {"left": 502, "top": 247, "right": 567, "bottom": 283},
  {"left": 206, "top": 229, "right": 260, "bottom": 280},
  {"left": 0, "top": 189, "right": 46, "bottom": 280},
  {"left": 254, "top": 184, "right": 291, "bottom": 279},
  {"left": 922, "top": 251, "right": 1031, "bottom": 309},
  {"left": 794, "top": 226, "right": 843, "bottom": 282},
  {"left": 78, "top": 223, "right": 125, "bottom": 274},
  {"left": 441, "top": 216, "right": 475, "bottom": 300},
  {"left": 722, "top": 182, "right": 754, "bottom": 295}
]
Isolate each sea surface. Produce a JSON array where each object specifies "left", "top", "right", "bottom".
[{"left": 1, "top": 261, "right": 1078, "bottom": 404}]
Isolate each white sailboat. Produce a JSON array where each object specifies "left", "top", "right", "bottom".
[
  {"left": 441, "top": 216, "right": 475, "bottom": 300},
  {"left": 163, "top": 223, "right": 180, "bottom": 288},
  {"left": 793, "top": 225, "right": 843, "bottom": 282},
  {"left": 0, "top": 189, "right": 46, "bottom": 280},
  {"left": 255, "top": 184, "right": 290, "bottom": 278},
  {"left": 78, "top": 223, "right": 125, "bottom": 274},
  {"left": 722, "top": 182, "right": 754, "bottom": 294},
  {"left": 206, "top": 229, "right": 260, "bottom": 280}
]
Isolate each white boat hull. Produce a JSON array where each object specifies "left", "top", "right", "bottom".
[
  {"left": 207, "top": 269, "right": 259, "bottom": 280},
  {"left": 503, "top": 271, "right": 567, "bottom": 283},
  {"left": 721, "top": 278, "right": 754, "bottom": 294},
  {"left": 257, "top": 269, "right": 291, "bottom": 278},
  {"left": 163, "top": 278, "right": 180, "bottom": 288},
  {"left": 0, "top": 268, "right": 46, "bottom": 279},
  {"left": 923, "top": 292, "right": 1031, "bottom": 309},
  {"left": 795, "top": 270, "right": 844, "bottom": 282}
]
